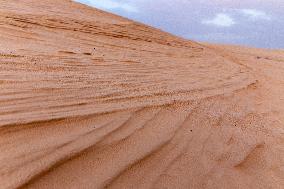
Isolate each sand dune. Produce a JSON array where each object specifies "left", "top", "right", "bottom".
[{"left": 0, "top": 0, "right": 283, "bottom": 188}]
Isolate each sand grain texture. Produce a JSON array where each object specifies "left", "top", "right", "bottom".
[{"left": 0, "top": 0, "right": 283, "bottom": 189}]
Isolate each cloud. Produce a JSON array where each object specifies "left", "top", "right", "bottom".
[
  {"left": 75, "top": 0, "right": 138, "bottom": 13},
  {"left": 239, "top": 9, "right": 271, "bottom": 20},
  {"left": 202, "top": 13, "right": 235, "bottom": 27}
]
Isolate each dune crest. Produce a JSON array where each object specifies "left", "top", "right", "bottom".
[{"left": 0, "top": 0, "right": 283, "bottom": 189}]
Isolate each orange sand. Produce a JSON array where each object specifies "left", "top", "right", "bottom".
[{"left": 0, "top": 0, "right": 283, "bottom": 189}]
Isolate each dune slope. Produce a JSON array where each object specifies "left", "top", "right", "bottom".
[{"left": 0, "top": 0, "right": 283, "bottom": 189}]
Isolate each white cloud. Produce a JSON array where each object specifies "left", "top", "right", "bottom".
[
  {"left": 75, "top": 0, "right": 138, "bottom": 13},
  {"left": 239, "top": 9, "right": 271, "bottom": 20},
  {"left": 202, "top": 13, "right": 235, "bottom": 27}
]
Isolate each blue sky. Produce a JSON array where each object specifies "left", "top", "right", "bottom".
[{"left": 75, "top": 0, "right": 284, "bottom": 49}]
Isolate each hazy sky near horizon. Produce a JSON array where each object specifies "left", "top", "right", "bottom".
[{"left": 75, "top": 0, "right": 284, "bottom": 49}]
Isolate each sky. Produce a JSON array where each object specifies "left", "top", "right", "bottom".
[{"left": 75, "top": 0, "right": 284, "bottom": 49}]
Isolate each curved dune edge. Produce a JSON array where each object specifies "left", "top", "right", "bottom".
[{"left": 0, "top": 1, "right": 283, "bottom": 189}]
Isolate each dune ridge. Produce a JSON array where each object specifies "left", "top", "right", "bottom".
[{"left": 0, "top": 0, "right": 283, "bottom": 189}]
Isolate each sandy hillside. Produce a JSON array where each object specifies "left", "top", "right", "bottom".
[{"left": 0, "top": 0, "right": 283, "bottom": 189}]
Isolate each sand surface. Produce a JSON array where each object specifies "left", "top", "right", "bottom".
[{"left": 0, "top": 0, "right": 283, "bottom": 188}]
